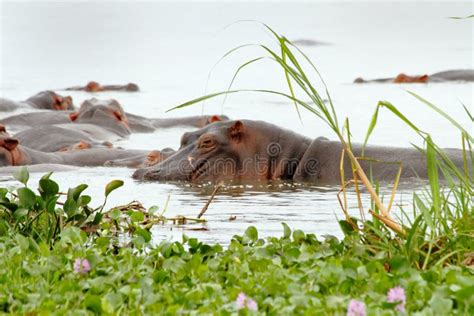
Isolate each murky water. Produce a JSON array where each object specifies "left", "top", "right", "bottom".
[{"left": 0, "top": 1, "right": 472, "bottom": 243}]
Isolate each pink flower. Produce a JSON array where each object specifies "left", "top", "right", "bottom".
[
  {"left": 74, "top": 258, "right": 91, "bottom": 275},
  {"left": 387, "top": 286, "right": 406, "bottom": 312},
  {"left": 347, "top": 299, "right": 366, "bottom": 316},
  {"left": 236, "top": 292, "right": 258, "bottom": 311}
]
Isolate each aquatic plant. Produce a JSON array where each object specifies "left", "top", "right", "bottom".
[{"left": 0, "top": 224, "right": 472, "bottom": 314}]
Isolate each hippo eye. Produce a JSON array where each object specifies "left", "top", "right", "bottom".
[{"left": 198, "top": 137, "right": 215, "bottom": 149}]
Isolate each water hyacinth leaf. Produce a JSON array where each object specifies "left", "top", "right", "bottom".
[
  {"left": 135, "top": 227, "right": 152, "bottom": 242},
  {"left": 84, "top": 295, "right": 102, "bottom": 314},
  {"left": 282, "top": 222, "right": 291, "bottom": 238},
  {"left": 148, "top": 205, "right": 159, "bottom": 214},
  {"left": 105, "top": 180, "right": 124, "bottom": 198},
  {"left": 13, "top": 166, "right": 29, "bottom": 186},
  {"left": 39, "top": 178, "right": 59, "bottom": 199},
  {"left": 17, "top": 187, "right": 36, "bottom": 209},
  {"left": 0, "top": 188, "right": 8, "bottom": 199},
  {"left": 13, "top": 208, "right": 28, "bottom": 221},
  {"left": 63, "top": 198, "right": 78, "bottom": 216},
  {"left": 129, "top": 211, "right": 145, "bottom": 222},
  {"left": 339, "top": 219, "right": 356, "bottom": 236},
  {"left": 78, "top": 195, "right": 92, "bottom": 207},
  {"left": 109, "top": 208, "right": 121, "bottom": 220},
  {"left": 292, "top": 229, "right": 305, "bottom": 242},
  {"left": 68, "top": 184, "right": 88, "bottom": 202},
  {"left": 46, "top": 196, "right": 59, "bottom": 214},
  {"left": 40, "top": 171, "right": 53, "bottom": 180},
  {"left": 245, "top": 226, "right": 258, "bottom": 242}
]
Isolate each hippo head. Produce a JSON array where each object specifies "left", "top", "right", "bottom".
[
  {"left": 69, "top": 98, "right": 131, "bottom": 137},
  {"left": 133, "top": 120, "right": 301, "bottom": 183},
  {"left": 125, "top": 83, "right": 139, "bottom": 92},
  {"left": 0, "top": 136, "right": 24, "bottom": 166},
  {"left": 26, "top": 91, "right": 74, "bottom": 110},
  {"left": 85, "top": 81, "right": 103, "bottom": 92},
  {"left": 394, "top": 73, "right": 429, "bottom": 83}
]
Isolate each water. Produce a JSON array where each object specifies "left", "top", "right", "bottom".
[{"left": 0, "top": 1, "right": 472, "bottom": 243}]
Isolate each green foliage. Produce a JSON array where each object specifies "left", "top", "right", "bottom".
[
  {"left": 0, "top": 225, "right": 472, "bottom": 314},
  {"left": 0, "top": 169, "right": 138, "bottom": 246}
]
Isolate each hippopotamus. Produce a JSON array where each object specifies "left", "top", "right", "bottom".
[
  {"left": 133, "top": 120, "right": 468, "bottom": 184},
  {"left": 0, "top": 91, "right": 74, "bottom": 112},
  {"left": 0, "top": 135, "right": 149, "bottom": 167},
  {"left": 65, "top": 81, "right": 139, "bottom": 92},
  {"left": 13, "top": 126, "right": 113, "bottom": 152},
  {"left": 105, "top": 148, "right": 176, "bottom": 168},
  {"left": 354, "top": 69, "right": 474, "bottom": 83},
  {"left": 1, "top": 98, "right": 131, "bottom": 141},
  {"left": 1, "top": 98, "right": 228, "bottom": 135},
  {"left": 126, "top": 112, "right": 229, "bottom": 133}
]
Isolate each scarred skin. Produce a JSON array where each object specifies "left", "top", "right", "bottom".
[
  {"left": 104, "top": 148, "right": 176, "bottom": 168},
  {"left": 13, "top": 126, "right": 113, "bottom": 152},
  {"left": 354, "top": 69, "right": 474, "bottom": 83},
  {"left": 65, "top": 81, "right": 139, "bottom": 92},
  {"left": 0, "top": 91, "right": 74, "bottom": 112},
  {"left": 0, "top": 135, "right": 148, "bottom": 167},
  {"left": 133, "top": 120, "right": 469, "bottom": 184}
]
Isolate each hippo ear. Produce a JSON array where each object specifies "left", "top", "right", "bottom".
[
  {"left": 419, "top": 74, "right": 429, "bottom": 82},
  {"left": 0, "top": 124, "right": 6, "bottom": 134},
  {"left": 229, "top": 121, "right": 244, "bottom": 142},
  {"left": 69, "top": 112, "right": 80, "bottom": 121},
  {"left": 2, "top": 138, "right": 19, "bottom": 151},
  {"left": 208, "top": 115, "right": 222, "bottom": 123}
]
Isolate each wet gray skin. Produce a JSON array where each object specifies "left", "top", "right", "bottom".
[
  {"left": 1, "top": 97, "right": 228, "bottom": 135},
  {"left": 0, "top": 98, "right": 131, "bottom": 139},
  {"left": 133, "top": 120, "right": 312, "bottom": 182},
  {"left": 0, "top": 135, "right": 149, "bottom": 167},
  {"left": 133, "top": 119, "right": 470, "bottom": 184},
  {"left": 354, "top": 69, "right": 474, "bottom": 83},
  {"left": 65, "top": 82, "right": 139, "bottom": 92},
  {"left": 126, "top": 113, "right": 230, "bottom": 133},
  {"left": 14, "top": 126, "right": 111, "bottom": 152},
  {"left": 0, "top": 91, "right": 74, "bottom": 112},
  {"left": 104, "top": 147, "right": 176, "bottom": 168}
]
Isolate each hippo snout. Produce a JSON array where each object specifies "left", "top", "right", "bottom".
[{"left": 132, "top": 167, "right": 149, "bottom": 179}]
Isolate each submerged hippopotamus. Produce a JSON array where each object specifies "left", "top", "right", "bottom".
[
  {"left": 0, "top": 91, "right": 74, "bottom": 112},
  {"left": 133, "top": 120, "right": 468, "bottom": 184},
  {"left": 354, "top": 69, "right": 474, "bottom": 83},
  {"left": 126, "top": 112, "right": 229, "bottom": 133},
  {"left": 105, "top": 148, "right": 176, "bottom": 168},
  {"left": 65, "top": 81, "right": 139, "bottom": 92},
  {"left": 0, "top": 135, "right": 148, "bottom": 167},
  {"left": 1, "top": 98, "right": 228, "bottom": 135},
  {"left": 13, "top": 126, "right": 113, "bottom": 152},
  {"left": 1, "top": 98, "right": 131, "bottom": 141}
]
